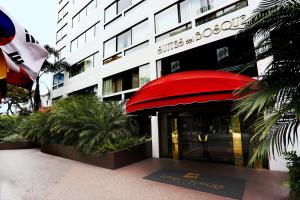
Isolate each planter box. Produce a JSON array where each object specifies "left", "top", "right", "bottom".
[
  {"left": 41, "top": 141, "right": 152, "bottom": 170},
  {"left": 0, "top": 141, "right": 40, "bottom": 150},
  {"left": 289, "top": 190, "right": 300, "bottom": 200}
]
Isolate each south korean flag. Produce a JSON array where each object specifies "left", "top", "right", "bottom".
[{"left": 0, "top": 7, "right": 48, "bottom": 89}]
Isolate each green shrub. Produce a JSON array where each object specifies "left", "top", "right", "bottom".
[
  {"left": 18, "top": 111, "right": 54, "bottom": 144},
  {"left": 1, "top": 134, "right": 25, "bottom": 143},
  {"left": 13, "top": 95, "right": 147, "bottom": 154},
  {"left": 284, "top": 151, "right": 300, "bottom": 191},
  {"left": 0, "top": 115, "right": 23, "bottom": 142},
  {"left": 49, "top": 95, "right": 144, "bottom": 154},
  {"left": 103, "top": 136, "right": 146, "bottom": 153}
]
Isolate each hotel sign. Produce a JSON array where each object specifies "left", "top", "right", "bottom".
[{"left": 157, "top": 15, "right": 247, "bottom": 55}]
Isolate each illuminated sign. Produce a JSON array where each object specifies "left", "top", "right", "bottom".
[{"left": 157, "top": 15, "right": 247, "bottom": 55}]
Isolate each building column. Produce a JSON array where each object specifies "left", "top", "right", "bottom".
[
  {"left": 151, "top": 113, "right": 160, "bottom": 158},
  {"left": 231, "top": 116, "right": 244, "bottom": 166},
  {"left": 171, "top": 117, "right": 179, "bottom": 160}
]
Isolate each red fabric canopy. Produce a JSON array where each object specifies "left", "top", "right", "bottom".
[{"left": 126, "top": 70, "right": 256, "bottom": 114}]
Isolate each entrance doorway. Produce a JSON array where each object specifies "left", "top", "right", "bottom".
[
  {"left": 179, "top": 112, "right": 234, "bottom": 164},
  {"left": 159, "top": 108, "right": 248, "bottom": 166}
]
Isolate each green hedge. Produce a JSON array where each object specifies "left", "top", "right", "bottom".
[
  {"left": 0, "top": 115, "right": 26, "bottom": 143},
  {"left": 16, "top": 95, "right": 146, "bottom": 154},
  {"left": 284, "top": 151, "right": 300, "bottom": 192}
]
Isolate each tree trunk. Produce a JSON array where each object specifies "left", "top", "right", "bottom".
[{"left": 33, "top": 76, "right": 41, "bottom": 111}]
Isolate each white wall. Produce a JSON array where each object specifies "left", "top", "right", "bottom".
[{"left": 269, "top": 127, "right": 300, "bottom": 171}]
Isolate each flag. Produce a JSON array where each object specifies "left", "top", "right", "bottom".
[
  {"left": 0, "top": 50, "right": 7, "bottom": 99},
  {"left": 0, "top": 7, "right": 48, "bottom": 99}
]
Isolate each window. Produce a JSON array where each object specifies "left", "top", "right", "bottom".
[
  {"left": 77, "top": 34, "right": 85, "bottom": 49},
  {"left": 180, "top": 0, "right": 203, "bottom": 22},
  {"left": 56, "top": 24, "right": 67, "bottom": 43},
  {"left": 209, "top": 0, "right": 226, "bottom": 9},
  {"left": 57, "top": 46, "right": 67, "bottom": 60},
  {"left": 118, "top": 0, "right": 131, "bottom": 13},
  {"left": 69, "top": 62, "right": 84, "bottom": 77},
  {"left": 132, "top": 20, "right": 148, "bottom": 44},
  {"left": 155, "top": 0, "right": 237, "bottom": 34},
  {"left": 86, "top": 27, "right": 95, "bottom": 41},
  {"left": 58, "top": 2, "right": 69, "bottom": 22},
  {"left": 139, "top": 64, "right": 150, "bottom": 87},
  {"left": 117, "top": 30, "right": 132, "bottom": 51},
  {"left": 87, "top": 0, "right": 97, "bottom": 13},
  {"left": 155, "top": 23, "right": 192, "bottom": 42},
  {"left": 84, "top": 55, "right": 94, "bottom": 70},
  {"left": 115, "top": 77, "right": 123, "bottom": 93},
  {"left": 132, "top": 69, "right": 139, "bottom": 89},
  {"left": 103, "top": 78, "right": 113, "bottom": 95},
  {"left": 69, "top": 52, "right": 99, "bottom": 78},
  {"left": 124, "top": 0, "right": 146, "bottom": 17},
  {"left": 93, "top": 51, "right": 100, "bottom": 66},
  {"left": 73, "top": 14, "right": 80, "bottom": 27},
  {"left": 105, "top": 0, "right": 142, "bottom": 23},
  {"left": 104, "top": 19, "right": 148, "bottom": 58},
  {"left": 103, "top": 76, "right": 122, "bottom": 95},
  {"left": 69, "top": 85, "right": 98, "bottom": 96},
  {"left": 70, "top": 22, "right": 99, "bottom": 52},
  {"left": 71, "top": 40, "right": 77, "bottom": 52},
  {"left": 155, "top": 5, "right": 178, "bottom": 33},
  {"left": 196, "top": 0, "right": 248, "bottom": 26},
  {"left": 53, "top": 72, "right": 64, "bottom": 90},
  {"left": 105, "top": 3, "right": 117, "bottom": 23},
  {"left": 72, "top": 0, "right": 98, "bottom": 28},
  {"left": 103, "top": 63, "right": 150, "bottom": 95},
  {"left": 124, "top": 41, "right": 149, "bottom": 56},
  {"left": 104, "top": 38, "right": 117, "bottom": 58}
]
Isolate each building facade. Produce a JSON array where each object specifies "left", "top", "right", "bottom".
[{"left": 53, "top": 0, "right": 297, "bottom": 171}]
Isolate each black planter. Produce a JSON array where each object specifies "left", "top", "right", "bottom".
[
  {"left": 289, "top": 190, "right": 300, "bottom": 200},
  {"left": 41, "top": 141, "right": 152, "bottom": 170},
  {"left": 0, "top": 141, "right": 40, "bottom": 150}
]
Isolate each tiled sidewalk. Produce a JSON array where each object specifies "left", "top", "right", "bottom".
[{"left": 0, "top": 149, "right": 288, "bottom": 200}]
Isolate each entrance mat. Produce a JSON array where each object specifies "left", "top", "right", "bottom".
[{"left": 144, "top": 168, "right": 245, "bottom": 200}]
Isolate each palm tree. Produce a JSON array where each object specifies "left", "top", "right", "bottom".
[
  {"left": 234, "top": 0, "right": 300, "bottom": 166},
  {"left": 32, "top": 45, "right": 70, "bottom": 111}
]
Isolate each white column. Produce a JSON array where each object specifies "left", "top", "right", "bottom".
[
  {"left": 269, "top": 126, "right": 300, "bottom": 171},
  {"left": 151, "top": 114, "right": 160, "bottom": 158}
]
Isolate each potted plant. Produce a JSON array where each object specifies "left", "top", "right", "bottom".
[{"left": 284, "top": 151, "right": 300, "bottom": 200}]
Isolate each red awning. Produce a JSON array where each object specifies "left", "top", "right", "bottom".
[{"left": 126, "top": 70, "right": 256, "bottom": 114}]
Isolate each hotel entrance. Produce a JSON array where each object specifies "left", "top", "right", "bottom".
[
  {"left": 159, "top": 104, "right": 249, "bottom": 166},
  {"left": 179, "top": 111, "right": 234, "bottom": 163},
  {"left": 126, "top": 70, "right": 255, "bottom": 167}
]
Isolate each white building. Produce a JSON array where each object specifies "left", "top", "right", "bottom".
[{"left": 53, "top": 0, "right": 298, "bottom": 171}]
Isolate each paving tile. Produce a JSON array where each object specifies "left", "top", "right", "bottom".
[{"left": 0, "top": 149, "right": 289, "bottom": 200}]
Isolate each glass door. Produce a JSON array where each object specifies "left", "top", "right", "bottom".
[{"left": 179, "top": 111, "right": 235, "bottom": 164}]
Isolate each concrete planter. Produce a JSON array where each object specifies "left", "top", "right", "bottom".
[
  {"left": 41, "top": 141, "right": 152, "bottom": 170},
  {"left": 289, "top": 190, "right": 300, "bottom": 200},
  {"left": 0, "top": 141, "right": 40, "bottom": 150}
]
